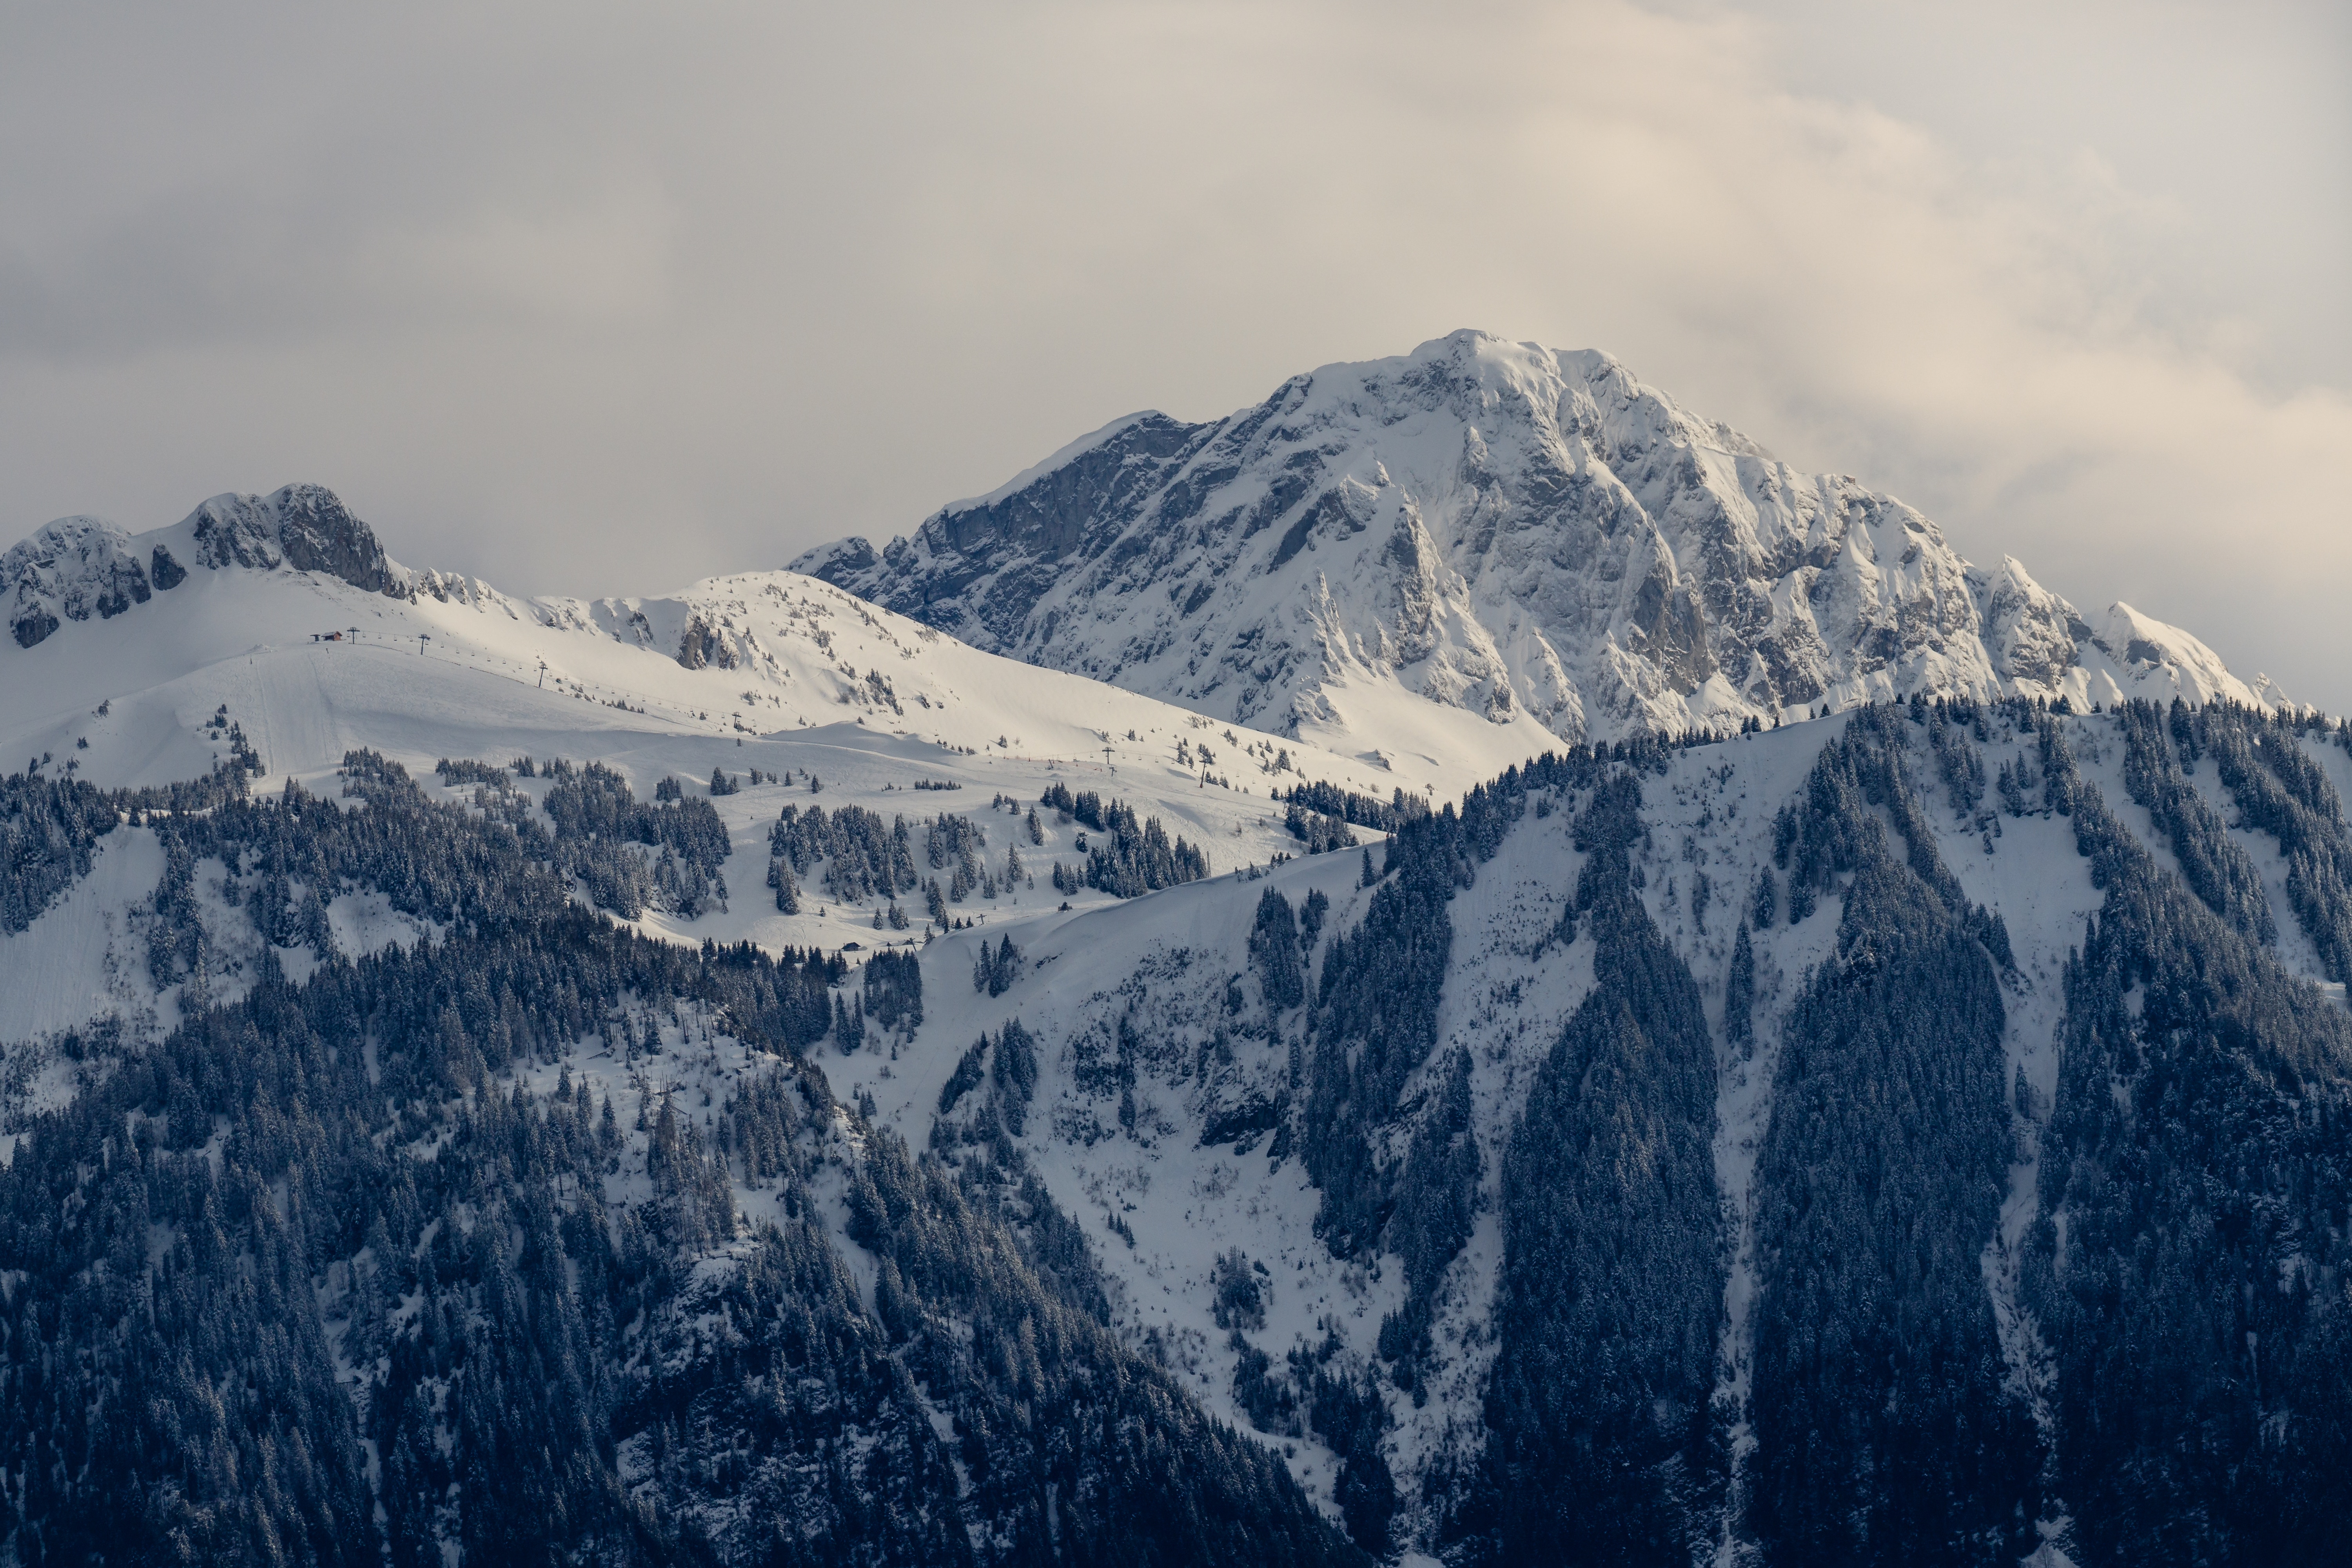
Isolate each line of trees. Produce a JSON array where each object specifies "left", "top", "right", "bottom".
[
  {"left": 1470, "top": 770, "right": 1724, "bottom": 1565},
  {"left": 1276, "top": 780, "right": 1433, "bottom": 834}
]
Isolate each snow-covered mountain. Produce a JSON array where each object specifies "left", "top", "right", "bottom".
[
  {"left": 796, "top": 330, "right": 2276, "bottom": 766},
  {"left": 1, "top": 482, "right": 1530, "bottom": 800},
  {"left": 0, "top": 481, "right": 1425, "bottom": 1049},
  {"left": 5, "top": 472, "right": 2349, "bottom": 1566},
  {"left": 3, "top": 483, "right": 397, "bottom": 651}
]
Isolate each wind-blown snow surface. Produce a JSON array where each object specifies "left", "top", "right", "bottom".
[{"left": 797, "top": 330, "right": 2281, "bottom": 756}]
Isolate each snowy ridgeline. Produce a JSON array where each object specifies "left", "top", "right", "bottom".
[
  {"left": 0, "top": 473, "right": 1506, "bottom": 807},
  {"left": 5, "top": 693, "right": 2352, "bottom": 1563}
]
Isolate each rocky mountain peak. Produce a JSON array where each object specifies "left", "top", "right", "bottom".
[{"left": 797, "top": 331, "right": 2264, "bottom": 757}]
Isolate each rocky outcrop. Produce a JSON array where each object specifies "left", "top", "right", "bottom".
[
  {"left": 273, "top": 484, "right": 394, "bottom": 592},
  {"left": 2, "top": 485, "right": 399, "bottom": 649},
  {"left": 186, "top": 484, "right": 394, "bottom": 592},
  {"left": 676, "top": 615, "right": 737, "bottom": 671},
  {"left": 4, "top": 517, "right": 153, "bottom": 649}
]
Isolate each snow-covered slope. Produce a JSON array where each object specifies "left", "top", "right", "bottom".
[
  {"left": 0, "top": 483, "right": 1480, "bottom": 802},
  {"left": 0, "top": 483, "right": 1428, "bottom": 1057},
  {"left": 796, "top": 330, "right": 2276, "bottom": 757}
]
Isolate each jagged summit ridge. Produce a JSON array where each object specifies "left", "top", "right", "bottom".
[
  {"left": 797, "top": 329, "right": 2268, "bottom": 748},
  {"left": 2, "top": 482, "right": 396, "bottom": 648}
]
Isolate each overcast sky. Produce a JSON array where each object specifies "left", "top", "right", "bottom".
[{"left": 4, "top": 1, "right": 2347, "bottom": 707}]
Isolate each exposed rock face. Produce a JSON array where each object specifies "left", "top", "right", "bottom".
[
  {"left": 798, "top": 331, "right": 2258, "bottom": 743},
  {"left": 273, "top": 483, "right": 394, "bottom": 592},
  {"left": 3, "top": 517, "right": 152, "bottom": 648},
  {"left": 186, "top": 484, "right": 394, "bottom": 592},
  {"left": 186, "top": 494, "right": 284, "bottom": 572},
  {"left": 2, "top": 485, "right": 398, "bottom": 648},
  {"left": 676, "top": 616, "right": 737, "bottom": 671}
]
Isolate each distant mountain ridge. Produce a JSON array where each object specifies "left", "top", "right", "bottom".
[
  {"left": 2, "top": 480, "right": 1552, "bottom": 799},
  {"left": 796, "top": 330, "right": 2276, "bottom": 758}
]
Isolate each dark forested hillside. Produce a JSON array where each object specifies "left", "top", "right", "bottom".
[
  {"left": 2023, "top": 709, "right": 2352, "bottom": 1566},
  {"left": 8, "top": 699, "right": 2352, "bottom": 1566},
  {"left": 1743, "top": 710, "right": 2038, "bottom": 1565},
  {"left": 1472, "top": 769, "right": 1724, "bottom": 1566},
  {"left": 1282, "top": 702, "right": 2352, "bottom": 1565}
]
